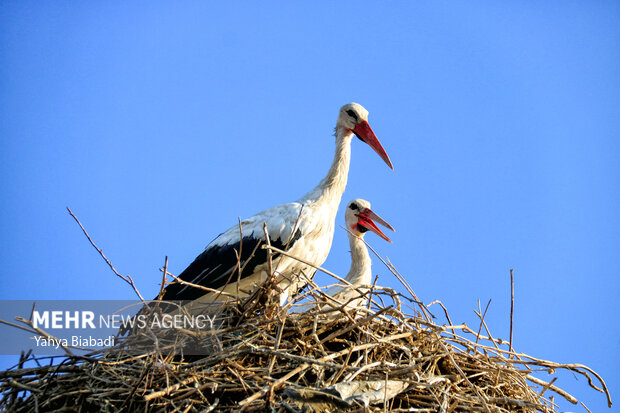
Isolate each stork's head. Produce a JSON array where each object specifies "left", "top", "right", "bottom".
[
  {"left": 345, "top": 199, "right": 394, "bottom": 242},
  {"left": 338, "top": 103, "right": 393, "bottom": 170}
]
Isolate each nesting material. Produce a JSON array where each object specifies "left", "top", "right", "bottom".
[{"left": 0, "top": 273, "right": 611, "bottom": 412}]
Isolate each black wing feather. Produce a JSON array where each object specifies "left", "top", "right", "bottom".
[{"left": 161, "top": 229, "right": 302, "bottom": 301}]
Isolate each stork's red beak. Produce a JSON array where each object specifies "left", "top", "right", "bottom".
[
  {"left": 356, "top": 208, "right": 395, "bottom": 242},
  {"left": 352, "top": 120, "right": 394, "bottom": 170}
]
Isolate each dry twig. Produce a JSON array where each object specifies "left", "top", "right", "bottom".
[{"left": 67, "top": 207, "right": 145, "bottom": 301}]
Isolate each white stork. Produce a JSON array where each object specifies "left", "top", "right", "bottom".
[
  {"left": 298, "top": 199, "right": 394, "bottom": 313},
  {"left": 327, "top": 199, "right": 393, "bottom": 310},
  {"left": 161, "top": 103, "right": 393, "bottom": 305}
]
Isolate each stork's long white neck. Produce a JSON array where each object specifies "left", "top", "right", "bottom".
[
  {"left": 346, "top": 233, "right": 372, "bottom": 286},
  {"left": 299, "top": 126, "right": 353, "bottom": 208}
]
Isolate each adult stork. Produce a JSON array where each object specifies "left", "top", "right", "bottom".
[
  {"left": 299, "top": 199, "right": 394, "bottom": 312},
  {"left": 161, "top": 103, "right": 392, "bottom": 305}
]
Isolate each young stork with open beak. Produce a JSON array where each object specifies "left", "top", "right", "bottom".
[
  {"left": 160, "top": 103, "right": 393, "bottom": 305},
  {"left": 303, "top": 199, "right": 394, "bottom": 312}
]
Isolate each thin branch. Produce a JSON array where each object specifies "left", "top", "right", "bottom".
[
  {"left": 509, "top": 268, "right": 515, "bottom": 357},
  {"left": 67, "top": 207, "right": 144, "bottom": 302},
  {"left": 156, "top": 256, "right": 169, "bottom": 300},
  {"left": 475, "top": 299, "right": 492, "bottom": 346},
  {"left": 162, "top": 270, "right": 238, "bottom": 299},
  {"left": 526, "top": 374, "right": 577, "bottom": 405}
]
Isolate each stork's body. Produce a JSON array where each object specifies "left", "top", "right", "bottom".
[{"left": 161, "top": 103, "right": 392, "bottom": 304}]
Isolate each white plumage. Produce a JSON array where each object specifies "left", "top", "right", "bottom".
[
  {"left": 161, "top": 103, "right": 392, "bottom": 305},
  {"left": 299, "top": 199, "right": 394, "bottom": 313}
]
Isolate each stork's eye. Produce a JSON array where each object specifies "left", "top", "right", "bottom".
[
  {"left": 346, "top": 110, "right": 358, "bottom": 122},
  {"left": 349, "top": 203, "right": 359, "bottom": 211}
]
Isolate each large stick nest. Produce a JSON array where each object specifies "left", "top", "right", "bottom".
[{"left": 0, "top": 272, "right": 611, "bottom": 413}]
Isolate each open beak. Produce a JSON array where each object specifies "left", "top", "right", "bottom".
[
  {"left": 352, "top": 120, "right": 394, "bottom": 170},
  {"left": 356, "top": 208, "right": 395, "bottom": 242}
]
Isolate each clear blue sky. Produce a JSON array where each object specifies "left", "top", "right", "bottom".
[{"left": 1, "top": 2, "right": 618, "bottom": 411}]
